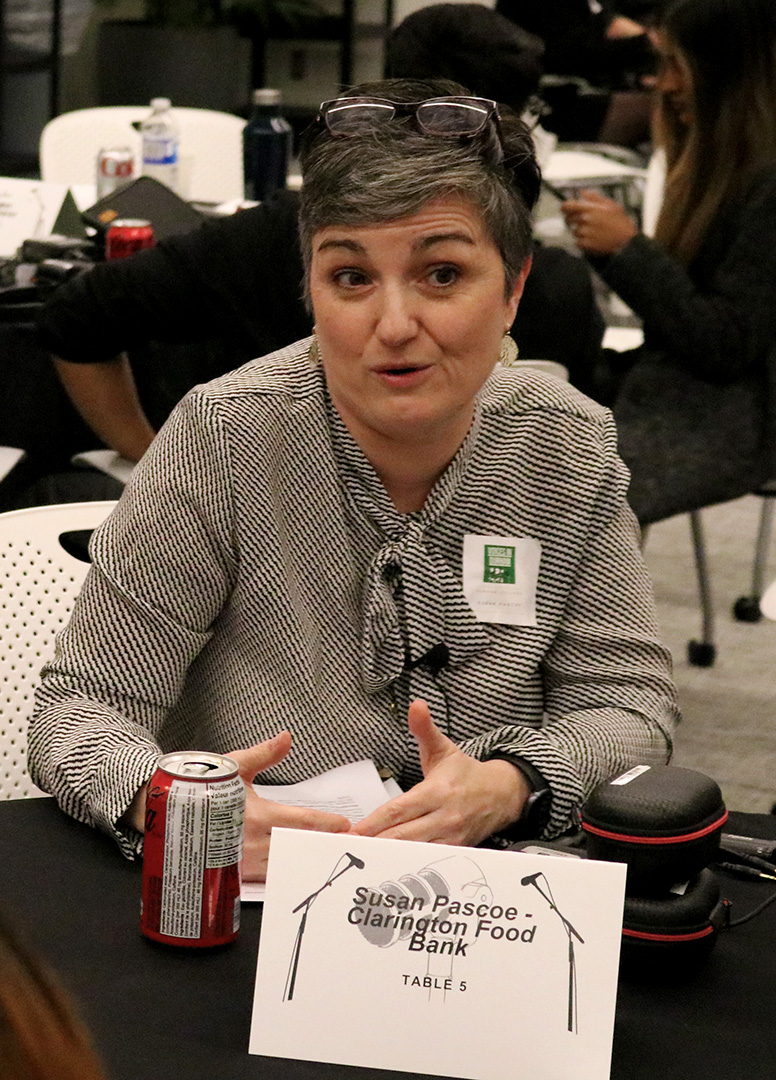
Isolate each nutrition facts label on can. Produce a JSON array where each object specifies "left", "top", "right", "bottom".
[
  {"left": 160, "top": 781, "right": 208, "bottom": 939},
  {"left": 206, "top": 776, "right": 246, "bottom": 868}
]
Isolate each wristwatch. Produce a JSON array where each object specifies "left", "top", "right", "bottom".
[{"left": 485, "top": 752, "right": 552, "bottom": 841}]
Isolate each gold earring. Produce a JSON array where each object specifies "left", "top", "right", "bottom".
[
  {"left": 499, "top": 333, "right": 519, "bottom": 366},
  {"left": 308, "top": 334, "right": 321, "bottom": 365}
]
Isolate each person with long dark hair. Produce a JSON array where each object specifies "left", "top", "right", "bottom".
[
  {"left": 562, "top": 0, "right": 776, "bottom": 524},
  {"left": 0, "top": 910, "right": 106, "bottom": 1080}
]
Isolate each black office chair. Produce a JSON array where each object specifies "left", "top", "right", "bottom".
[
  {"left": 731, "top": 480, "right": 776, "bottom": 622},
  {"left": 684, "top": 482, "right": 776, "bottom": 667}
]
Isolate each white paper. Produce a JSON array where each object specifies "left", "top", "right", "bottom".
[
  {"left": 544, "top": 149, "right": 645, "bottom": 183},
  {"left": 70, "top": 183, "right": 98, "bottom": 212},
  {"left": 463, "top": 534, "right": 541, "bottom": 626},
  {"left": 241, "top": 760, "right": 395, "bottom": 902},
  {"left": 250, "top": 829, "right": 626, "bottom": 1080},
  {"left": 0, "top": 177, "right": 71, "bottom": 257}
]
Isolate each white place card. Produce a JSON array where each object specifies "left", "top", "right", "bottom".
[
  {"left": 249, "top": 829, "right": 626, "bottom": 1080},
  {"left": 0, "top": 177, "right": 72, "bottom": 257}
]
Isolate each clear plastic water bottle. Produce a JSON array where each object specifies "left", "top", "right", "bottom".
[
  {"left": 243, "top": 88, "right": 293, "bottom": 202},
  {"left": 141, "top": 97, "right": 179, "bottom": 193}
]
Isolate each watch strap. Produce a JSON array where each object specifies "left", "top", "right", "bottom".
[{"left": 485, "top": 752, "right": 552, "bottom": 840}]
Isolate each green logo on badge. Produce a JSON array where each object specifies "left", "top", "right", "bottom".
[{"left": 483, "top": 544, "right": 516, "bottom": 584}]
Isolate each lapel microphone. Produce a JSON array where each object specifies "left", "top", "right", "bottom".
[{"left": 409, "top": 643, "right": 450, "bottom": 678}]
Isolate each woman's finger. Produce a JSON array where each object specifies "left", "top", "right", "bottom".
[
  {"left": 257, "top": 798, "right": 352, "bottom": 833},
  {"left": 240, "top": 791, "right": 352, "bottom": 881},
  {"left": 352, "top": 786, "right": 433, "bottom": 837},
  {"left": 408, "top": 699, "right": 455, "bottom": 775},
  {"left": 226, "top": 731, "right": 292, "bottom": 783}
]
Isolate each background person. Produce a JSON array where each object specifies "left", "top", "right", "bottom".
[
  {"left": 385, "top": 3, "right": 546, "bottom": 118},
  {"left": 495, "top": 0, "right": 657, "bottom": 88},
  {"left": 35, "top": 22, "right": 606, "bottom": 482},
  {"left": 562, "top": 0, "right": 776, "bottom": 524},
  {"left": 494, "top": 0, "right": 660, "bottom": 143},
  {"left": 36, "top": 188, "right": 603, "bottom": 468},
  {"left": 29, "top": 79, "right": 677, "bottom": 882},
  {"left": 0, "top": 909, "right": 106, "bottom": 1080}
]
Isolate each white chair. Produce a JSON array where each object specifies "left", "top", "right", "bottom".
[
  {"left": 641, "top": 146, "right": 666, "bottom": 239},
  {"left": 517, "top": 358, "right": 569, "bottom": 381},
  {"left": 0, "top": 500, "right": 118, "bottom": 799},
  {"left": 40, "top": 106, "right": 247, "bottom": 205}
]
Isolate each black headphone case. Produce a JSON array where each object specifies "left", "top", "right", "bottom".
[
  {"left": 620, "top": 869, "right": 726, "bottom": 977},
  {"left": 580, "top": 765, "right": 727, "bottom": 890}
]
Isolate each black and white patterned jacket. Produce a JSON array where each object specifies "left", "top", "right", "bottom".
[{"left": 29, "top": 338, "right": 678, "bottom": 856}]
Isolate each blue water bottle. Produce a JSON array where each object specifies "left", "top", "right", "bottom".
[{"left": 243, "top": 88, "right": 293, "bottom": 202}]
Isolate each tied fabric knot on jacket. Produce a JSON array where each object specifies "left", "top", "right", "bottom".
[{"left": 329, "top": 398, "right": 492, "bottom": 701}]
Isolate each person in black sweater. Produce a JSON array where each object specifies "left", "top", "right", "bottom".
[
  {"left": 494, "top": 0, "right": 661, "bottom": 143},
  {"left": 495, "top": 0, "right": 658, "bottom": 89},
  {"left": 562, "top": 0, "right": 776, "bottom": 524},
  {"left": 37, "top": 187, "right": 604, "bottom": 464}
]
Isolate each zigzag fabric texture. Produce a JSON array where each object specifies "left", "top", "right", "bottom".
[{"left": 29, "top": 338, "right": 678, "bottom": 856}]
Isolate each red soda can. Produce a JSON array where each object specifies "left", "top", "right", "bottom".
[
  {"left": 141, "top": 752, "right": 245, "bottom": 948},
  {"left": 96, "top": 146, "right": 135, "bottom": 198},
  {"left": 105, "top": 218, "right": 155, "bottom": 260}
]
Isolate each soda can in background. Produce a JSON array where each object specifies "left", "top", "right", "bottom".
[
  {"left": 105, "top": 218, "right": 155, "bottom": 260},
  {"left": 96, "top": 146, "right": 135, "bottom": 199},
  {"left": 141, "top": 751, "right": 246, "bottom": 948}
]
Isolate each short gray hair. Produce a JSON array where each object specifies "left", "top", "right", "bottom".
[{"left": 298, "top": 78, "right": 540, "bottom": 304}]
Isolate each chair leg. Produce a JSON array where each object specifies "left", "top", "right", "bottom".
[
  {"left": 687, "top": 510, "right": 716, "bottom": 666},
  {"left": 733, "top": 495, "right": 776, "bottom": 622}
]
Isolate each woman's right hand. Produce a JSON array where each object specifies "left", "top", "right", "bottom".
[
  {"left": 226, "top": 733, "right": 352, "bottom": 882},
  {"left": 561, "top": 190, "right": 639, "bottom": 256}
]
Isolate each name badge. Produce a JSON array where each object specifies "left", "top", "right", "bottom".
[{"left": 463, "top": 534, "right": 541, "bottom": 626}]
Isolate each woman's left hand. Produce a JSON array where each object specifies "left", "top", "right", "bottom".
[
  {"left": 561, "top": 189, "right": 638, "bottom": 256},
  {"left": 351, "top": 699, "right": 531, "bottom": 846}
]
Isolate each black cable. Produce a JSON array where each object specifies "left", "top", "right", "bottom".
[
  {"left": 718, "top": 847, "right": 776, "bottom": 876},
  {"left": 725, "top": 887, "right": 776, "bottom": 928}
]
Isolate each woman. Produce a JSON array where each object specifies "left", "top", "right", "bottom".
[
  {"left": 0, "top": 910, "right": 106, "bottom": 1080},
  {"left": 562, "top": 0, "right": 776, "bottom": 524},
  {"left": 29, "top": 78, "right": 677, "bottom": 881}
]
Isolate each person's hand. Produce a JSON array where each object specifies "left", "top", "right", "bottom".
[
  {"left": 351, "top": 700, "right": 531, "bottom": 846},
  {"left": 561, "top": 190, "right": 639, "bottom": 256},
  {"left": 121, "top": 781, "right": 149, "bottom": 832},
  {"left": 607, "top": 15, "right": 645, "bottom": 39},
  {"left": 227, "top": 733, "right": 352, "bottom": 881}
]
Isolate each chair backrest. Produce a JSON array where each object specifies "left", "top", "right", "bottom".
[
  {"left": 0, "top": 501, "right": 118, "bottom": 799},
  {"left": 642, "top": 146, "right": 666, "bottom": 238},
  {"left": 516, "top": 359, "right": 569, "bottom": 381},
  {"left": 40, "top": 107, "right": 247, "bottom": 204}
]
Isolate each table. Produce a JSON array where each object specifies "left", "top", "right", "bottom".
[{"left": 1, "top": 797, "right": 774, "bottom": 1080}]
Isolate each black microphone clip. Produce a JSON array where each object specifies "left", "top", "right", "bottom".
[{"left": 408, "top": 643, "right": 450, "bottom": 679}]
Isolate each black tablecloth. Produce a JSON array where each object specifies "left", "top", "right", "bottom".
[{"left": 1, "top": 798, "right": 774, "bottom": 1080}]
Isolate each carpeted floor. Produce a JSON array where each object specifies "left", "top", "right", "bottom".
[{"left": 643, "top": 494, "right": 776, "bottom": 814}]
